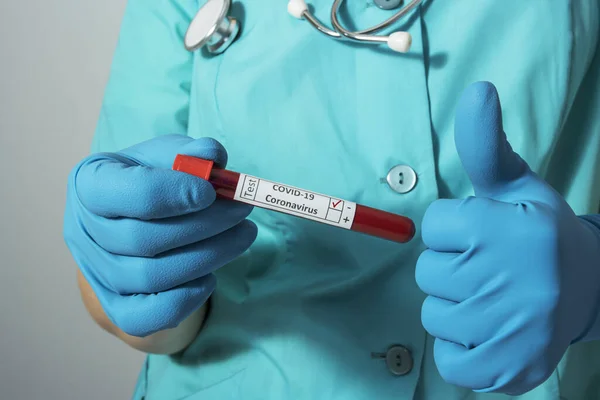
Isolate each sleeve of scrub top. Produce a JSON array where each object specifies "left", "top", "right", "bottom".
[{"left": 91, "top": 0, "right": 198, "bottom": 153}]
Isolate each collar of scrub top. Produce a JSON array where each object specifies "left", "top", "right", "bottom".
[{"left": 184, "top": 0, "right": 423, "bottom": 54}]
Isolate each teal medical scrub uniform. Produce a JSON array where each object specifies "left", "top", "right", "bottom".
[{"left": 92, "top": 0, "right": 600, "bottom": 398}]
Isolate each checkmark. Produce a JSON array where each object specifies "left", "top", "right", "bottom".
[{"left": 332, "top": 200, "right": 342, "bottom": 208}]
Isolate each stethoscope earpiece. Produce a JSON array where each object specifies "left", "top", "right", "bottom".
[
  {"left": 286, "top": 0, "right": 420, "bottom": 53},
  {"left": 387, "top": 31, "right": 412, "bottom": 53},
  {"left": 287, "top": 0, "right": 308, "bottom": 19},
  {"left": 185, "top": 0, "right": 421, "bottom": 54}
]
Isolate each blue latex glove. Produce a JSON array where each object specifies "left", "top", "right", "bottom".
[
  {"left": 63, "top": 134, "right": 257, "bottom": 337},
  {"left": 416, "top": 82, "right": 600, "bottom": 395}
]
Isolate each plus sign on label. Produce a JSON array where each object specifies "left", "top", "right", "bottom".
[{"left": 233, "top": 174, "right": 357, "bottom": 229}]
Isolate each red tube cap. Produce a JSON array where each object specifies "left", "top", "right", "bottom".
[{"left": 172, "top": 154, "right": 214, "bottom": 180}]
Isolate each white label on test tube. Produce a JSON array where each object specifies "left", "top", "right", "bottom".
[{"left": 233, "top": 173, "right": 357, "bottom": 229}]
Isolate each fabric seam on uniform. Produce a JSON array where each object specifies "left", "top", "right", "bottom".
[
  {"left": 558, "top": 0, "right": 575, "bottom": 134},
  {"left": 540, "top": 1, "right": 577, "bottom": 183}
]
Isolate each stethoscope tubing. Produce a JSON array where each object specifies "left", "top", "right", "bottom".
[{"left": 330, "top": 0, "right": 422, "bottom": 43}]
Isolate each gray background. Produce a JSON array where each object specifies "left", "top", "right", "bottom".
[{"left": 0, "top": 1, "right": 146, "bottom": 399}]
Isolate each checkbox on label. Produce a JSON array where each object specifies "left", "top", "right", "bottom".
[
  {"left": 326, "top": 209, "right": 342, "bottom": 223},
  {"left": 330, "top": 199, "right": 343, "bottom": 209}
]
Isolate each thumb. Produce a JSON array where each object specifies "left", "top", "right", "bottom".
[
  {"left": 454, "top": 81, "right": 530, "bottom": 199},
  {"left": 118, "top": 134, "right": 229, "bottom": 170}
]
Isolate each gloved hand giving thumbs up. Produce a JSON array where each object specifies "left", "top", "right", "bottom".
[{"left": 416, "top": 82, "right": 600, "bottom": 395}]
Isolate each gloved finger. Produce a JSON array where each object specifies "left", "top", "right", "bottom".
[
  {"left": 422, "top": 199, "right": 471, "bottom": 252},
  {"left": 82, "top": 199, "right": 253, "bottom": 257},
  {"left": 73, "top": 155, "right": 216, "bottom": 220},
  {"left": 93, "top": 220, "right": 258, "bottom": 295},
  {"left": 433, "top": 338, "right": 493, "bottom": 390},
  {"left": 119, "top": 134, "right": 229, "bottom": 170},
  {"left": 416, "top": 249, "right": 486, "bottom": 302},
  {"left": 421, "top": 295, "right": 501, "bottom": 350},
  {"left": 101, "top": 273, "right": 217, "bottom": 337},
  {"left": 73, "top": 136, "right": 228, "bottom": 220},
  {"left": 96, "top": 220, "right": 257, "bottom": 295},
  {"left": 433, "top": 337, "right": 526, "bottom": 394},
  {"left": 422, "top": 197, "right": 508, "bottom": 252}
]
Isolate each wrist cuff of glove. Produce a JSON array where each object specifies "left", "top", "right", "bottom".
[{"left": 572, "top": 215, "right": 600, "bottom": 343}]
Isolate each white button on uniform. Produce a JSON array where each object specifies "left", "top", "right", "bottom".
[
  {"left": 385, "top": 345, "right": 413, "bottom": 376},
  {"left": 386, "top": 165, "right": 417, "bottom": 194}
]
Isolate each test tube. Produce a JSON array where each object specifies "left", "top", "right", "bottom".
[{"left": 172, "top": 154, "right": 415, "bottom": 243}]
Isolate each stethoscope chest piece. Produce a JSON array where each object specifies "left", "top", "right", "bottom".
[{"left": 185, "top": 0, "right": 240, "bottom": 54}]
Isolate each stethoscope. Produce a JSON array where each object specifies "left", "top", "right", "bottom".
[{"left": 184, "top": 0, "right": 423, "bottom": 54}]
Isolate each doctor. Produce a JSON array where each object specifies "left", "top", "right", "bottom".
[{"left": 63, "top": 0, "right": 600, "bottom": 399}]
